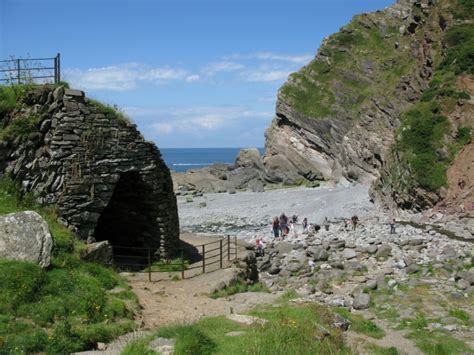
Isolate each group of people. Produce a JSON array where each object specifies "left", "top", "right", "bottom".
[
  {"left": 271, "top": 213, "right": 334, "bottom": 239},
  {"left": 271, "top": 213, "right": 301, "bottom": 239},
  {"left": 256, "top": 214, "right": 398, "bottom": 256}
]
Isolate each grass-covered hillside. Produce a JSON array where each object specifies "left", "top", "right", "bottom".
[
  {"left": 378, "top": 2, "right": 473, "bottom": 209},
  {"left": 0, "top": 177, "right": 139, "bottom": 354}
]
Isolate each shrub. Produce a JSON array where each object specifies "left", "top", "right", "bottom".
[
  {"left": 441, "top": 24, "right": 474, "bottom": 74},
  {"left": 157, "top": 325, "right": 216, "bottom": 355},
  {"left": 0, "top": 114, "right": 40, "bottom": 142},
  {"left": 88, "top": 99, "right": 131, "bottom": 124}
]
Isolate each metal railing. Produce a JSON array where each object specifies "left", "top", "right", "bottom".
[
  {"left": 0, "top": 53, "right": 61, "bottom": 84},
  {"left": 112, "top": 235, "right": 238, "bottom": 282}
]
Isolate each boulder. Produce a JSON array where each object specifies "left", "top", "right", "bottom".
[
  {"left": 375, "top": 244, "right": 392, "bottom": 258},
  {"left": 235, "top": 148, "right": 263, "bottom": 170},
  {"left": 81, "top": 240, "right": 114, "bottom": 265},
  {"left": 0, "top": 211, "right": 53, "bottom": 268},
  {"left": 307, "top": 246, "right": 329, "bottom": 261},
  {"left": 353, "top": 293, "right": 370, "bottom": 310},
  {"left": 342, "top": 248, "right": 357, "bottom": 260}
]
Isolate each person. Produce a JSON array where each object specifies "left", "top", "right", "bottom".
[
  {"left": 389, "top": 218, "right": 396, "bottom": 234},
  {"left": 292, "top": 214, "right": 298, "bottom": 223},
  {"left": 289, "top": 220, "right": 294, "bottom": 232},
  {"left": 302, "top": 217, "right": 308, "bottom": 233},
  {"left": 279, "top": 213, "right": 288, "bottom": 237},
  {"left": 255, "top": 239, "right": 265, "bottom": 257},
  {"left": 323, "top": 217, "right": 330, "bottom": 231},
  {"left": 272, "top": 217, "right": 280, "bottom": 239},
  {"left": 351, "top": 215, "right": 359, "bottom": 231},
  {"left": 282, "top": 225, "right": 290, "bottom": 238}
]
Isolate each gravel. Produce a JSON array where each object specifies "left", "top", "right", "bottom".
[{"left": 177, "top": 184, "right": 373, "bottom": 239}]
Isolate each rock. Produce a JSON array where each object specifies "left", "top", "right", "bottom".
[
  {"left": 406, "top": 263, "right": 420, "bottom": 274},
  {"left": 227, "top": 314, "right": 268, "bottom": 326},
  {"left": 0, "top": 211, "right": 53, "bottom": 268},
  {"left": 149, "top": 337, "right": 175, "bottom": 355},
  {"left": 366, "top": 279, "right": 377, "bottom": 290},
  {"left": 409, "top": 238, "right": 424, "bottom": 246},
  {"left": 330, "top": 240, "right": 346, "bottom": 250},
  {"left": 307, "top": 246, "right": 329, "bottom": 261},
  {"left": 268, "top": 263, "right": 281, "bottom": 275},
  {"left": 235, "top": 148, "right": 263, "bottom": 170},
  {"left": 365, "top": 245, "right": 378, "bottom": 254},
  {"left": 332, "top": 313, "right": 351, "bottom": 331},
  {"left": 457, "top": 279, "right": 470, "bottom": 290},
  {"left": 353, "top": 293, "right": 370, "bottom": 310},
  {"left": 342, "top": 249, "right": 357, "bottom": 260},
  {"left": 225, "top": 331, "right": 246, "bottom": 337},
  {"left": 375, "top": 244, "right": 392, "bottom": 258},
  {"left": 81, "top": 240, "right": 113, "bottom": 265},
  {"left": 457, "top": 271, "right": 474, "bottom": 285},
  {"left": 64, "top": 88, "right": 85, "bottom": 98}
]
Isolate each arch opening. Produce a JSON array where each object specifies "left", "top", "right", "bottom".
[{"left": 94, "top": 172, "right": 159, "bottom": 268}]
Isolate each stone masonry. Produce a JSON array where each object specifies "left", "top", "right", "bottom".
[{"left": 0, "top": 86, "right": 179, "bottom": 255}]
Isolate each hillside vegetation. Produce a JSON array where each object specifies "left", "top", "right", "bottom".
[
  {"left": 0, "top": 165, "right": 138, "bottom": 353},
  {"left": 377, "top": 1, "right": 473, "bottom": 210}
]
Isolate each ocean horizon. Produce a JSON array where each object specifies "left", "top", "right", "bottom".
[{"left": 160, "top": 147, "right": 265, "bottom": 173}]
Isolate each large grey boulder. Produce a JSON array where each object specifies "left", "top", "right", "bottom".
[
  {"left": 235, "top": 148, "right": 263, "bottom": 170},
  {"left": 0, "top": 211, "right": 53, "bottom": 267},
  {"left": 353, "top": 293, "right": 371, "bottom": 310},
  {"left": 81, "top": 240, "right": 113, "bottom": 266}
]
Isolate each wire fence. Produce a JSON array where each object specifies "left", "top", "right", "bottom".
[
  {"left": 0, "top": 53, "right": 61, "bottom": 84},
  {"left": 112, "top": 235, "right": 238, "bottom": 281}
]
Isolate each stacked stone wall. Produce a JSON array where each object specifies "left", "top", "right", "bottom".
[{"left": 0, "top": 86, "right": 179, "bottom": 254}]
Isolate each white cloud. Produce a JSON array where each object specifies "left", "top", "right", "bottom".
[
  {"left": 64, "top": 63, "right": 199, "bottom": 91},
  {"left": 185, "top": 74, "right": 200, "bottom": 82},
  {"left": 124, "top": 105, "right": 272, "bottom": 137},
  {"left": 242, "top": 70, "right": 291, "bottom": 82},
  {"left": 202, "top": 61, "right": 245, "bottom": 76},
  {"left": 254, "top": 52, "right": 313, "bottom": 64},
  {"left": 152, "top": 122, "right": 174, "bottom": 135},
  {"left": 224, "top": 52, "right": 313, "bottom": 64}
]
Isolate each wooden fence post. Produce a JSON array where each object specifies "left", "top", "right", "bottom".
[
  {"left": 227, "top": 235, "right": 230, "bottom": 261},
  {"left": 181, "top": 249, "right": 185, "bottom": 280},
  {"left": 219, "top": 239, "right": 223, "bottom": 269},
  {"left": 202, "top": 244, "right": 206, "bottom": 274},
  {"left": 234, "top": 236, "right": 237, "bottom": 259},
  {"left": 148, "top": 248, "right": 152, "bottom": 282}
]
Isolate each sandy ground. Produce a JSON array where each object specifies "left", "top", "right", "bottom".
[
  {"left": 177, "top": 183, "right": 374, "bottom": 239},
  {"left": 126, "top": 233, "right": 280, "bottom": 329}
]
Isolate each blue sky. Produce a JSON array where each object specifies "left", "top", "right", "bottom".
[{"left": 1, "top": 0, "right": 393, "bottom": 148}]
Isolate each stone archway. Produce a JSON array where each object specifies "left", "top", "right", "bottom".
[{"left": 94, "top": 172, "right": 160, "bottom": 265}]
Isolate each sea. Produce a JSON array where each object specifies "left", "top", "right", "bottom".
[{"left": 160, "top": 147, "right": 265, "bottom": 173}]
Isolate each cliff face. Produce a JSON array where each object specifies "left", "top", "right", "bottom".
[
  {"left": 264, "top": 0, "right": 473, "bottom": 212},
  {"left": 0, "top": 86, "right": 179, "bottom": 254}
]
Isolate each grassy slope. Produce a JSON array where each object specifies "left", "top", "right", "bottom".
[
  {"left": 122, "top": 292, "right": 392, "bottom": 355},
  {"left": 0, "top": 178, "right": 139, "bottom": 354},
  {"left": 279, "top": 8, "right": 413, "bottom": 119},
  {"left": 383, "top": 4, "right": 473, "bottom": 206}
]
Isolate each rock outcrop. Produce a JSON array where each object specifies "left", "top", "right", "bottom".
[
  {"left": 172, "top": 148, "right": 266, "bottom": 194},
  {"left": 262, "top": 0, "right": 473, "bottom": 213},
  {"left": 0, "top": 211, "right": 53, "bottom": 267},
  {"left": 0, "top": 86, "right": 179, "bottom": 255}
]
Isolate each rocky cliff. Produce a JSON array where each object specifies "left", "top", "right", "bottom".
[
  {"left": 0, "top": 85, "right": 179, "bottom": 255},
  {"left": 263, "top": 0, "right": 473, "bottom": 212}
]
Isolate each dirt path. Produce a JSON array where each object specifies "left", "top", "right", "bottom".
[
  {"left": 345, "top": 318, "right": 423, "bottom": 355},
  {"left": 125, "top": 232, "right": 279, "bottom": 329}
]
